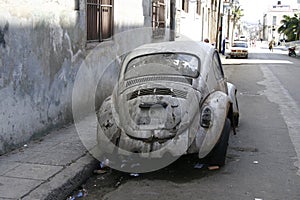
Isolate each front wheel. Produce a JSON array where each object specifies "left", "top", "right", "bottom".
[{"left": 205, "top": 118, "right": 231, "bottom": 166}]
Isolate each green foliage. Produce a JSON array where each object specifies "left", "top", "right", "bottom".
[
  {"left": 230, "top": 4, "right": 244, "bottom": 43},
  {"left": 278, "top": 14, "right": 300, "bottom": 41},
  {"left": 231, "top": 6, "right": 244, "bottom": 23}
]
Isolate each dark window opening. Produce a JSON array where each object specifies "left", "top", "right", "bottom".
[
  {"left": 182, "top": 0, "right": 189, "bottom": 13},
  {"left": 196, "top": 0, "right": 201, "bottom": 15},
  {"left": 87, "top": 0, "right": 113, "bottom": 42}
]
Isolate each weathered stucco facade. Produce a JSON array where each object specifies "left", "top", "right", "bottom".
[
  {"left": 0, "top": 0, "right": 86, "bottom": 154},
  {"left": 0, "top": 0, "right": 223, "bottom": 155},
  {"left": 0, "top": 0, "right": 171, "bottom": 155}
]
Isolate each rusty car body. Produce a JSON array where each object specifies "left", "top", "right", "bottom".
[{"left": 97, "top": 41, "right": 239, "bottom": 169}]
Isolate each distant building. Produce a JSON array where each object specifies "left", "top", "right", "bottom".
[{"left": 263, "top": 0, "right": 299, "bottom": 42}]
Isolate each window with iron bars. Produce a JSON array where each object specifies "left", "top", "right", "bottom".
[
  {"left": 87, "top": 0, "right": 113, "bottom": 42},
  {"left": 152, "top": 0, "right": 166, "bottom": 38},
  {"left": 182, "top": 0, "right": 189, "bottom": 13}
]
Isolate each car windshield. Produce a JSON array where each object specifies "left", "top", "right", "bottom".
[
  {"left": 125, "top": 53, "right": 200, "bottom": 79},
  {"left": 232, "top": 42, "right": 248, "bottom": 48}
]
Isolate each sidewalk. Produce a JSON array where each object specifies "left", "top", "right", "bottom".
[{"left": 0, "top": 123, "right": 98, "bottom": 200}]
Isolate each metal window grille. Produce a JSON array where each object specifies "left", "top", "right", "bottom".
[
  {"left": 87, "top": 0, "right": 113, "bottom": 42},
  {"left": 152, "top": 0, "right": 166, "bottom": 29},
  {"left": 152, "top": 0, "right": 166, "bottom": 38}
]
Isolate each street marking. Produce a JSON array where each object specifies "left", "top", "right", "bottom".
[
  {"left": 222, "top": 59, "right": 293, "bottom": 65},
  {"left": 258, "top": 66, "right": 300, "bottom": 176}
]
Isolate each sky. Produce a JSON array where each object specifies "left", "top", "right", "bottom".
[{"left": 239, "top": 0, "right": 298, "bottom": 24}]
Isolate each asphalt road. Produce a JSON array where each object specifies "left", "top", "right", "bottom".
[{"left": 70, "top": 47, "right": 300, "bottom": 200}]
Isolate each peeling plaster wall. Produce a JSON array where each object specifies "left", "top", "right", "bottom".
[
  {"left": 0, "top": 0, "right": 171, "bottom": 155},
  {"left": 0, "top": 0, "right": 86, "bottom": 154},
  {"left": 176, "top": 0, "right": 204, "bottom": 41}
]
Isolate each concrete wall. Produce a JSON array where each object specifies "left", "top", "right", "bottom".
[
  {"left": 176, "top": 0, "right": 217, "bottom": 43},
  {"left": 0, "top": 0, "right": 170, "bottom": 155},
  {"left": 176, "top": 0, "right": 203, "bottom": 41},
  {"left": 0, "top": 0, "right": 86, "bottom": 154}
]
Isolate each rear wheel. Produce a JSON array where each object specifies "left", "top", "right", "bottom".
[
  {"left": 233, "top": 95, "right": 239, "bottom": 127},
  {"left": 205, "top": 118, "right": 231, "bottom": 166},
  {"left": 233, "top": 113, "right": 239, "bottom": 127}
]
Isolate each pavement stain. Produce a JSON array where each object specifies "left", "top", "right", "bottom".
[
  {"left": 230, "top": 146, "right": 259, "bottom": 153},
  {"left": 70, "top": 154, "right": 226, "bottom": 200}
]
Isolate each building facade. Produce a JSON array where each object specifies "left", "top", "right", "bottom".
[{"left": 263, "top": 0, "right": 299, "bottom": 42}]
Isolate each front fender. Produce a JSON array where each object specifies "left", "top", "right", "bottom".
[{"left": 197, "top": 91, "right": 231, "bottom": 158}]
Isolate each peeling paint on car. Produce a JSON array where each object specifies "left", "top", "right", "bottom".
[{"left": 97, "top": 41, "right": 240, "bottom": 170}]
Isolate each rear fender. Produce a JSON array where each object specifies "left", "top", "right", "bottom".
[
  {"left": 226, "top": 82, "right": 238, "bottom": 114},
  {"left": 97, "top": 96, "right": 121, "bottom": 150},
  {"left": 197, "top": 91, "right": 230, "bottom": 158}
]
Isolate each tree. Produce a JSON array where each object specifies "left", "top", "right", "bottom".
[
  {"left": 278, "top": 14, "right": 300, "bottom": 41},
  {"left": 230, "top": 4, "right": 243, "bottom": 43}
]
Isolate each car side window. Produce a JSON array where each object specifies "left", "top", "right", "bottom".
[{"left": 212, "top": 52, "right": 224, "bottom": 80}]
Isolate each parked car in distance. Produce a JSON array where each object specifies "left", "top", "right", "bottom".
[
  {"left": 97, "top": 41, "right": 239, "bottom": 172},
  {"left": 229, "top": 41, "right": 248, "bottom": 58}
]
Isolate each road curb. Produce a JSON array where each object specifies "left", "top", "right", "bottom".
[{"left": 22, "top": 153, "right": 98, "bottom": 200}]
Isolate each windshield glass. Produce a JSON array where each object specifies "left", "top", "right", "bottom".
[
  {"left": 232, "top": 42, "right": 248, "bottom": 48},
  {"left": 125, "top": 53, "right": 200, "bottom": 79}
]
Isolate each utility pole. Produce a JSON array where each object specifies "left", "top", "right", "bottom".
[
  {"left": 216, "top": 0, "right": 222, "bottom": 51},
  {"left": 169, "top": 0, "right": 176, "bottom": 41}
]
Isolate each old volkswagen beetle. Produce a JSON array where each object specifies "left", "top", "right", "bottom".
[{"left": 97, "top": 41, "right": 239, "bottom": 171}]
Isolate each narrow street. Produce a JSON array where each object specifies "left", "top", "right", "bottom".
[
  {"left": 70, "top": 45, "right": 300, "bottom": 200},
  {"left": 2, "top": 1, "right": 300, "bottom": 200}
]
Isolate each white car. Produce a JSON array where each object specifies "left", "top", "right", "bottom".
[
  {"left": 229, "top": 41, "right": 248, "bottom": 58},
  {"left": 97, "top": 41, "right": 239, "bottom": 172}
]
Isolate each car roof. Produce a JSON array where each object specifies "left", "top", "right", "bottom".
[{"left": 123, "top": 41, "right": 215, "bottom": 66}]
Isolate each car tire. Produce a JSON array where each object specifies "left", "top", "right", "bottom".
[
  {"left": 233, "top": 113, "right": 239, "bottom": 127},
  {"left": 234, "top": 95, "right": 239, "bottom": 126},
  {"left": 205, "top": 118, "right": 231, "bottom": 166}
]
